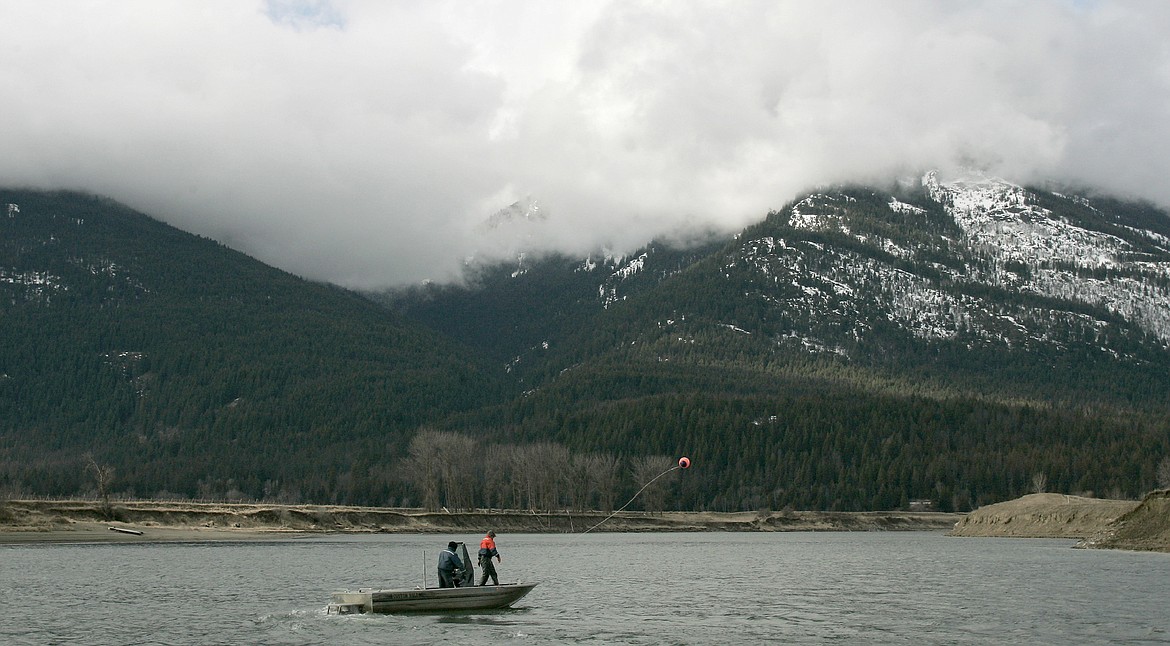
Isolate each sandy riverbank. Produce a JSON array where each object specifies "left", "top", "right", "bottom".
[{"left": 0, "top": 499, "right": 963, "bottom": 544}]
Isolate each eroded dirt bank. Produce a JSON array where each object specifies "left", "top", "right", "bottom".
[
  {"left": 0, "top": 499, "right": 962, "bottom": 543},
  {"left": 948, "top": 493, "right": 1138, "bottom": 539},
  {"left": 1078, "top": 490, "right": 1170, "bottom": 552},
  {"left": 949, "top": 490, "right": 1170, "bottom": 553}
]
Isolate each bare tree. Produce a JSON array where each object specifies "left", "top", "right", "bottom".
[
  {"left": 548, "top": 443, "right": 574, "bottom": 510},
  {"left": 565, "top": 453, "right": 594, "bottom": 511},
  {"left": 1157, "top": 457, "right": 1170, "bottom": 490},
  {"left": 506, "top": 445, "right": 535, "bottom": 509},
  {"left": 403, "top": 429, "right": 443, "bottom": 510},
  {"left": 629, "top": 454, "right": 676, "bottom": 513},
  {"left": 522, "top": 443, "right": 571, "bottom": 511},
  {"left": 437, "top": 433, "right": 477, "bottom": 510},
  {"left": 579, "top": 452, "right": 621, "bottom": 512},
  {"left": 479, "top": 444, "right": 514, "bottom": 509},
  {"left": 1030, "top": 472, "right": 1048, "bottom": 494},
  {"left": 402, "top": 429, "right": 479, "bottom": 511},
  {"left": 84, "top": 453, "right": 115, "bottom": 520}
]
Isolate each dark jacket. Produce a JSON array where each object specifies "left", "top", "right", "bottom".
[{"left": 438, "top": 548, "right": 463, "bottom": 573}]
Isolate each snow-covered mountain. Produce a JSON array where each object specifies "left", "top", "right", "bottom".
[
  {"left": 925, "top": 172, "right": 1170, "bottom": 341},
  {"left": 383, "top": 168, "right": 1170, "bottom": 416},
  {"left": 581, "top": 171, "right": 1170, "bottom": 365}
]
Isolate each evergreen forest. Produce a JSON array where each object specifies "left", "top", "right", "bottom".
[{"left": 3, "top": 188, "right": 1169, "bottom": 513}]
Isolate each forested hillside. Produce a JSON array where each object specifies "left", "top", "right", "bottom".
[
  {"left": 386, "top": 174, "right": 1170, "bottom": 511},
  {"left": 4, "top": 180, "right": 1170, "bottom": 514},
  {"left": 0, "top": 190, "right": 509, "bottom": 504}
]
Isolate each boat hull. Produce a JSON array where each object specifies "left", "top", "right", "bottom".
[{"left": 329, "top": 582, "right": 537, "bottom": 614}]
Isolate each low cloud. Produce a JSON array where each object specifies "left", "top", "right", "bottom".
[{"left": 2, "top": 1, "right": 1168, "bottom": 288}]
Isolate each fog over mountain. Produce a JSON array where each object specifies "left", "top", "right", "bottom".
[{"left": 2, "top": 0, "right": 1168, "bottom": 288}]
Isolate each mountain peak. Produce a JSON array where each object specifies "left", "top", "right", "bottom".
[{"left": 482, "top": 195, "right": 546, "bottom": 230}]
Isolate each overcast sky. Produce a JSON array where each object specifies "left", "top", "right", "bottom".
[{"left": 2, "top": 1, "right": 1168, "bottom": 288}]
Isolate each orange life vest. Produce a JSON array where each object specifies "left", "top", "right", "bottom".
[{"left": 480, "top": 535, "right": 496, "bottom": 551}]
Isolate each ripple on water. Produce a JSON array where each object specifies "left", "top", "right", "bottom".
[{"left": 2, "top": 533, "right": 1169, "bottom": 645}]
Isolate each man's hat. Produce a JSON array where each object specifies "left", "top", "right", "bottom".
[{"left": 448, "top": 541, "right": 458, "bottom": 550}]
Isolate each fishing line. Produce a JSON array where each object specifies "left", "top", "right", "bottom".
[{"left": 581, "top": 457, "right": 690, "bottom": 534}]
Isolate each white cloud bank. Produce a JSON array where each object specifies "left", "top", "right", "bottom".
[{"left": 1, "top": 0, "right": 1168, "bottom": 288}]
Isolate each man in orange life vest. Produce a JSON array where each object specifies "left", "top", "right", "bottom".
[{"left": 478, "top": 530, "right": 501, "bottom": 585}]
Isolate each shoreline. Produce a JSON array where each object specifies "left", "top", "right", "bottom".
[
  {"left": 4, "top": 491, "right": 1165, "bottom": 552},
  {"left": 6, "top": 492, "right": 1166, "bottom": 551},
  {"left": 0, "top": 499, "right": 963, "bottom": 544},
  {"left": 0, "top": 522, "right": 304, "bottom": 544}
]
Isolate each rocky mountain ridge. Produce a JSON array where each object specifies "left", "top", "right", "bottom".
[
  {"left": 539, "top": 171, "right": 1170, "bottom": 376},
  {"left": 411, "top": 171, "right": 1170, "bottom": 408}
]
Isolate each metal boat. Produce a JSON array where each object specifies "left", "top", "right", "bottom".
[
  {"left": 329, "top": 582, "right": 538, "bottom": 614},
  {"left": 328, "top": 541, "right": 538, "bottom": 614}
]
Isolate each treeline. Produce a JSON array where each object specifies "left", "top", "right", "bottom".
[
  {"left": 399, "top": 429, "right": 680, "bottom": 512},
  {"left": 481, "top": 372, "right": 1170, "bottom": 512},
  {"left": 0, "top": 429, "right": 687, "bottom": 515}
]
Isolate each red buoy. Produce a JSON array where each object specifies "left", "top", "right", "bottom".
[{"left": 678, "top": 456, "right": 691, "bottom": 469}]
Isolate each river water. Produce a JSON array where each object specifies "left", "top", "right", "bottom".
[{"left": 2, "top": 532, "right": 1168, "bottom": 645}]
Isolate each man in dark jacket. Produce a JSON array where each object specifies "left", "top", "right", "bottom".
[{"left": 437, "top": 541, "right": 464, "bottom": 588}]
